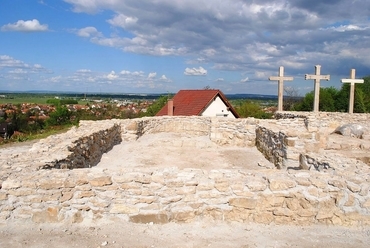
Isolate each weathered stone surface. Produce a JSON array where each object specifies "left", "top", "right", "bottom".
[
  {"left": 1, "top": 179, "right": 21, "bottom": 189},
  {"left": 172, "top": 211, "right": 196, "bottom": 222},
  {"left": 89, "top": 176, "right": 112, "bottom": 187},
  {"left": 129, "top": 213, "right": 169, "bottom": 224},
  {"left": 0, "top": 192, "right": 7, "bottom": 200},
  {"left": 32, "top": 207, "right": 61, "bottom": 223},
  {"left": 229, "top": 198, "right": 257, "bottom": 209},
  {"left": 246, "top": 180, "right": 267, "bottom": 192},
  {"left": 110, "top": 204, "right": 138, "bottom": 214},
  {"left": 346, "top": 181, "right": 361, "bottom": 193},
  {"left": 269, "top": 179, "right": 296, "bottom": 191}
]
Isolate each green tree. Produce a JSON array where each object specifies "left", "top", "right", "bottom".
[
  {"left": 46, "top": 106, "right": 73, "bottom": 126},
  {"left": 235, "top": 100, "right": 273, "bottom": 119},
  {"left": 294, "top": 87, "right": 338, "bottom": 112},
  {"left": 141, "top": 95, "right": 170, "bottom": 117}
]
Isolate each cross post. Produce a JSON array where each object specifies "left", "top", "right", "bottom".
[
  {"left": 341, "top": 69, "right": 364, "bottom": 114},
  {"left": 269, "top": 66, "right": 294, "bottom": 111},
  {"left": 304, "top": 65, "right": 330, "bottom": 112}
]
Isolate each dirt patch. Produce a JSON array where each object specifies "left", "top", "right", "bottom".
[{"left": 97, "top": 133, "right": 274, "bottom": 171}]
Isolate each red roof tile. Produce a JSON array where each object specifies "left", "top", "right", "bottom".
[{"left": 156, "top": 89, "right": 239, "bottom": 118}]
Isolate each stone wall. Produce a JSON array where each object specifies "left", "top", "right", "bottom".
[
  {"left": 256, "top": 112, "right": 370, "bottom": 169},
  {"left": 1, "top": 166, "right": 369, "bottom": 226},
  {"left": 0, "top": 114, "right": 369, "bottom": 226}
]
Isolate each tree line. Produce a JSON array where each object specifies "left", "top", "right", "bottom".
[{"left": 286, "top": 76, "right": 370, "bottom": 112}]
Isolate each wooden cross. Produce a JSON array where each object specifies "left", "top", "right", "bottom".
[
  {"left": 304, "top": 65, "right": 330, "bottom": 112},
  {"left": 341, "top": 69, "right": 364, "bottom": 114},
  {"left": 268, "top": 66, "right": 294, "bottom": 111}
]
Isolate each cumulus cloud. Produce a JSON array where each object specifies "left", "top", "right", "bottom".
[
  {"left": 106, "top": 71, "right": 118, "bottom": 80},
  {"left": 76, "top": 26, "right": 101, "bottom": 37},
  {"left": 64, "top": 0, "right": 370, "bottom": 79},
  {"left": 148, "top": 72, "right": 157, "bottom": 79},
  {"left": 1, "top": 19, "right": 48, "bottom": 32},
  {"left": 184, "top": 67, "right": 207, "bottom": 76}
]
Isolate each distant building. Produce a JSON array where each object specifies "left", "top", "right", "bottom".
[{"left": 156, "top": 89, "right": 239, "bottom": 118}]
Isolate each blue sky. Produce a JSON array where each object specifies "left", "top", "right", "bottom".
[{"left": 0, "top": 0, "right": 369, "bottom": 95}]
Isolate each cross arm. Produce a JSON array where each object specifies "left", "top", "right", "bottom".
[{"left": 341, "top": 79, "right": 364, "bottom": 84}]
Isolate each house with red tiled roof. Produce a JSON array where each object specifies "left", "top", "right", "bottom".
[{"left": 156, "top": 89, "right": 239, "bottom": 118}]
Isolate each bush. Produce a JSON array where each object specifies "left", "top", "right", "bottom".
[{"left": 235, "top": 100, "right": 273, "bottom": 119}]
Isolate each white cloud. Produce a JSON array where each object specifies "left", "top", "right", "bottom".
[
  {"left": 76, "top": 26, "right": 101, "bottom": 37},
  {"left": 106, "top": 71, "right": 118, "bottom": 80},
  {"left": 0, "top": 55, "right": 29, "bottom": 68},
  {"left": 322, "top": 24, "right": 368, "bottom": 32},
  {"left": 1, "top": 19, "right": 48, "bottom": 32},
  {"left": 148, "top": 72, "right": 157, "bottom": 79},
  {"left": 215, "top": 78, "right": 224, "bottom": 82},
  {"left": 240, "top": 77, "right": 249, "bottom": 83},
  {"left": 76, "top": 69, "right": 92, "bottom": 73},
  {"left": 184, "top": 67, "right": 207, "bottom": 76}
]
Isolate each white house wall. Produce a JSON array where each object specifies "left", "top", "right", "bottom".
[{"left": 201, "top": 96, "right": 236, "bottom": 118}]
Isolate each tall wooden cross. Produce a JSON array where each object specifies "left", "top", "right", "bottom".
[
  {"left": 341, "top": 69, "right": 364, "bottom": 114},
  {"left": 304, "top": 65, "right": 330, "bottom": 112},
  {"left": 268, "top": 66, "right": 294, "bottom": 111}
]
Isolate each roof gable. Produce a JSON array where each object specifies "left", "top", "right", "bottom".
[{"left": 156, "top": 89, "right": 239, "bottom": 118}]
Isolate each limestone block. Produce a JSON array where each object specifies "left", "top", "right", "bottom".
[
  {"left": 304, "top": 142, "right": 320, "bottom": 153},
  {"left": 38, "top": 177, "right": 66, "bottom": 190},
  {"left": 286, "top": 198, "right": 301, "bottom": 211},
  {"left": 110, "top": 204, "right": 138, "bottom": 214},
  {"left": 274, "top": 216, "right": 293, "bottom": 225},
  {"left": 172, "top": 210, "right": 196, "bottom": 222},
  {"left": 328, "top": 180, "right": 346, "bottom": 189},
  {"left": 284, "top": 137, "right": 297, "bottom": 147},
  {"left": 7, "top": 188, "right": 36, "bottom": 197},
  {"left": 75, "top": 191, "right": 95, "bottom": 199},
  {"left": 344, "top": 194, "right": 356, "bottom": 207},
  {"left": 253, "top": 212, "right": 274, "bottom": 224},
  {"left": 346, "top": 181, "right": 361, "bottom": 193},
  {"left": 359, "top": 184, "right": 369, "bottom": 196},
  {"left": 268, "top": 178, "right": 296, "bottom": 191},
  {"left": 166, "top": 179, "right": 184, "bottom": 188},
  {"left": 295, "top": 178, "right": 311, "bottom": 186},
  {"left": 309, "top": 178, "right": 327, "bottom": 189},
  {"left": 60, "top": 192, "right": 73, "bottom": 202},
  {"left": 214, "top": 180, "right": 230, "bottom": 192},
  {"left": 129, "top": 213, "right": 169, "bottom": 224},
  {"left": 202, "top": 207, "right": 225, "bottom": 221},
  {"left": 71, "top": 211, "right": 83, "bottom": 223},
  {"left": 316, "top": 209, "right": 334, "bottom": 220},
  {"left": 112, "top": 174, "right": 133, "bottom": 183},
  {"left": 229, "top": 198, "right": 257, "bottom": 209},
  {"left": 246, "top": 180, "right": 267, "bottom": 192},
  {"left": 297, "top": 209, "right": 316, "bottom": 217},
  {"left": 0, "top": 192, "right": 7, "bottom": 200},
  {"left": 362, "top": 199, "right": 370, "bottom": 209},
  {"left": 160, "top": 195, "right": 182, "bottom": 205},
  {"left": 196, "top": 181, "right": 214, "bottom": 191},
  {"left": 1, "top": 179, "right": 21, "bottom": 189},
  {"left": 41, "top": 192, "right": 62, "bottom": 202},
  {"left": 264, "top": 196, "right": 285, "bottom": 207},
  {"left": 89, "top": 197, "right": 111, "bottom": 208},
  {"left": 32, "top": 207, "right": 62, "bottom": 223},
  {"left": 273, "top": 208, "right": 294, "bottom": 217},
  {"left": 89, "top": 176, "right": 112, "bottom": 187}
]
